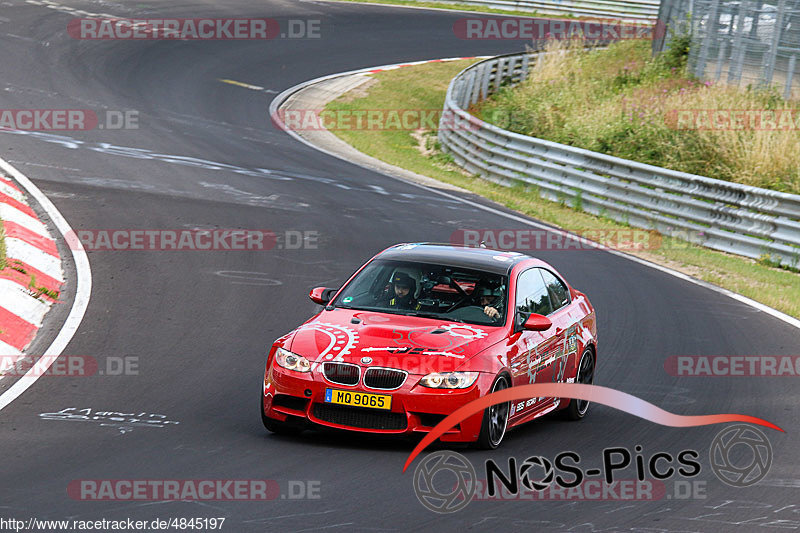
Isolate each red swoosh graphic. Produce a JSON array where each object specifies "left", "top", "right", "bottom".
[{"left": 403, "top": 383, "right": 783, "bottom": 472}]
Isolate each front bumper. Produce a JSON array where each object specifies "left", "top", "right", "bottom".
[{"left": 262, "top": 360, "right": 493, "bottom": 442}]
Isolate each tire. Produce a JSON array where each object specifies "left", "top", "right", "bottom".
[
  {"left": 565, "top": 348, "right": 595, "bottom": 420},
  {"left": 475, "top": 375, "right": 511, "bottom": 449},
  {"left": 261, "top": 396, "right": 303, "bottom": 435}
]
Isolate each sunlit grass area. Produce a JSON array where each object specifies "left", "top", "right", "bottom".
[{"left": 475, "top": 38, "right": 800, "bottom": 193}]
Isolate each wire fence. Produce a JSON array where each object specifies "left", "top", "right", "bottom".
[{"left": 655, "top": 0, "right": 800, "bottom": 98}]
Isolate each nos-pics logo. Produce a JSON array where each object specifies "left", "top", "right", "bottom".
[{"left": 412, "top": 425, "right": 773, "bottom": 513}]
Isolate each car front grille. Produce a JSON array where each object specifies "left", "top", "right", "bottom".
[
  {"left": 363, "top": 367, "right": 407, "bottom": 390},
  {"left": 312, "top": 404, "right": 407, "bottom": 430},
  {"left": 323, "top": 362, "right": 360, "bottom": 386}
]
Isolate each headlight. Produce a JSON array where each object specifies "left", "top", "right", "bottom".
[
  {"left": 275, "top": 347, "right": 311, "bottom": 373},
  {"left": 419, "top": 372, "right": 479, "bottom": 389}
]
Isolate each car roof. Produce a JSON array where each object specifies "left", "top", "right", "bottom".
[{"left": 376, "top": 243, "right": 534, "bottom": 275}]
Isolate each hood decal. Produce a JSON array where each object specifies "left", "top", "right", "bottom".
[
  {"left": 293, "top": 322, "right": 360, "bottom": 369},
  {"left": 437, "top": 324, "right": 488, "bottom": 340},
  {"left": 289, "top": 319, "right": 496, "bottom": 371},
  {"left": 361, "top": 346, "right": 465, "bottom": 359}
]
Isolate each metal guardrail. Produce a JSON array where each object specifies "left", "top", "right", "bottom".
[
  {"left": 412, "top": 0, "right": 660, "bottom": 21},
  {"left": 438, "top": 52, "right": 800, "bottom": 268}
]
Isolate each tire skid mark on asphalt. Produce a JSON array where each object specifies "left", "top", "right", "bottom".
[
  {"left": 0, "top": 129, "right": 469, "bottom": 209},
  {"left": 6, "top": 159, "right": 83, "bottom": 173},
  {"left": 24, "top": 0, "right": 122, "bottom": 19},
  {"left": 198, "top": 181, "right": 309, "bottom": 209},
  {"left": 212, "top": 271, "right": 283, "bottom": 286},
  {"left": 2, "top": 80, "right": 279, "bottom": 144}
]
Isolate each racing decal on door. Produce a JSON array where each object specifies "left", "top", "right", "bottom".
[{"left": 554, "top": 324, "right": 580, "bottom": 383}]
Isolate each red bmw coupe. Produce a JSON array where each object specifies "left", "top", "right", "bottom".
[{"left": 261, "top": 243, "right": 597, "bottom": 448}]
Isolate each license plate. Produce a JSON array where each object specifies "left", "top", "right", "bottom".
[{"left": 324, "top": 388, "right": 392, "bottom": 410}]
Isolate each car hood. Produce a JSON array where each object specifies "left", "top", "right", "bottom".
[{"left": 285, "top": 309, "right": 506, "bottom": 374}]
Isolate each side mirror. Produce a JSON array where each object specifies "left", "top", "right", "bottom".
[
  {"left": 522, "top": 313, "right": 552, "bottom": 331},
  {"left": 309, "top": 287, "right": 335, "bottom": 305}
]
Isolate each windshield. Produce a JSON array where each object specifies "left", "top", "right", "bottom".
[{"left": 332, "top": 259, "right": 508, "bottom": 326}]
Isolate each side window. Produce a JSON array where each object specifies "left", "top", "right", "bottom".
[
  {"left": 515, "top": 269, "right": 553, "bottom": 316},
  {"left": 540, "top": 269, "right": 570, "bottom": 311}
]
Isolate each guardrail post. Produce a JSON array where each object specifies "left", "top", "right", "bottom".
[
  {"left": 471, "top": 65, "right": 483, "bottom": 105},
  {"left": 463, "top": 70, "right": 474, "bottom": 107},
  {"left": 457, "top": 75, "right": 469, "bottom": 108},
  {"left": 521, "top": 53, "right": 530, "bottom": 82},
  {"left": 495, "top": 57, "right": 506, "bottom": 92},
  {"left": 466, "top": 69, "right": 477, "bottom": 106},
  {"left": 512, "top": 56, "right": 522, "bottom": 84},
  {"left": 481, "top": 62, "right": 491, "bottom": 100}
]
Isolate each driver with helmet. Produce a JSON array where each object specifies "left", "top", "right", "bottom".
[{"left": 384, "top": 272, "right": 421, "bottom": 310}]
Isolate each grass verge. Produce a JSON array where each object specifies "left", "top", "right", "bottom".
[
  {"left": 325, "top": 59, "right": 800, "bottom": 319},
  {"left": 475, "top": 38, "right": 800, "bottom": 193},
  {"left": 0, "top": 218, "right": 6, "bottom": 271},
  {"left": 327, "top": 0, "right": 577, "bottom": 18}
]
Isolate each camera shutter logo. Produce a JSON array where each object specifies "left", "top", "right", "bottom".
[
  {"left": 520, "top": 456, "right": 555, "bottom": 491},
  {"left": 413, "top": 451, "right": 476, "bottom": 513},
  {"left": 710, "top": 424, "right": 772, "bottom": 487}
]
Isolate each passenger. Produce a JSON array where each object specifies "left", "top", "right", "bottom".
[
  {"left": 385, "top": 272, "right": 420, "bottom": 310},
  {"left": 476, "top": 286, "right": 503, "bottom": 320}
]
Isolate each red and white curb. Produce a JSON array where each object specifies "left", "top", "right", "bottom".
[
  {"left": 0, "top": 158, "right": 90, "bottom": 411},
  {"left": 0, "top": 171, "right": 64, "bottom": 361}
]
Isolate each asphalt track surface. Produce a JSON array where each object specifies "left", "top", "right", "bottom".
[{"left": 0, "top": 1, "right": 798, "bottom": 531}]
